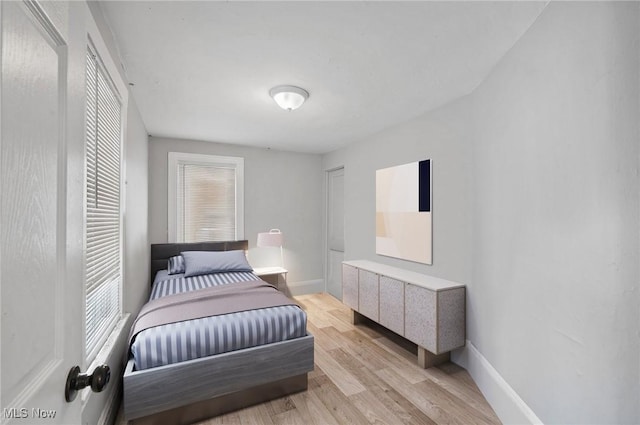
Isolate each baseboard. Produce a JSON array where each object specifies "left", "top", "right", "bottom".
[
  {"left": 286, "top": 279, "right": 324, "bottom": 296},
  {"left": 97, "top": 381, "right": 121, "bottom": 425},
  {"left": 451, "top": 340, "right": 543, "bottom": 425}
]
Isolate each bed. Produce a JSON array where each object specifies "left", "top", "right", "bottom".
[{"left": 123, "top": 240, "right": 314, "bottom": 424}]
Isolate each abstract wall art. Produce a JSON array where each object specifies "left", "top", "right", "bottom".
[{"left": 376, "top": 159, "right": 432, "bottom": 265}]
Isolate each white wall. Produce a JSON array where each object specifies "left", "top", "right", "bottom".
[
  {"left": 323, "top": 2, "right": 639, "bottom": 423},
  {"left": 124, "top": 98, "right": 149, "bottom": 316},
  {"left": 322, "top": 97, "right": 473, "bottom": 285},
  {"left": 469, "top": 2, "right": 639, "bottom": 423},
  {"left": 148, "top": 137, "right": 323, "bottom": 291}
]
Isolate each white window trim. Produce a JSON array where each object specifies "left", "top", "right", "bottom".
[{"left": 167, "top": 152, "right": 244, "bottom": 243}]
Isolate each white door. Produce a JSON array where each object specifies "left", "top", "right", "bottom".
[
  {"left": 1, "top": 2, "right": 82, "bottom": 423},
  {"left": 326, "top": 168, "right": 345, "bottom": 299}
]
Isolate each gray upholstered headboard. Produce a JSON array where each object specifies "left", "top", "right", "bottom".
[{"left": 150, "top": 240, "right": 249, "bottom": 286}]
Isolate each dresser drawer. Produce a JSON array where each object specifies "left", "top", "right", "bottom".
[
  {"left": 342, "top": 264, "right": 359, "bottom": 310},
  {"left": 379, "top": 276, "right": 404, "bottom": 336},
  {"left": 358, "top": 269, "right": 379, "bottom": 321},
  {"left": 405, "top": 283, "right": 437, "bottom": 352}
]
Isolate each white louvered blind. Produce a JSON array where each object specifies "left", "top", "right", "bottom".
[
  {"left": 177, "top": 163, "right": 236, "bottom": 242},
  {"left": 85, "top": 45, "right": 122, "bottom": 361}
]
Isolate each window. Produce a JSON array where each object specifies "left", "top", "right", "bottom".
[
  {"left": 84, "top": 42, "right": 123, "bottom": 362},
  {"left": 168, "top": 152, "right": 244, "bottom": 243}
]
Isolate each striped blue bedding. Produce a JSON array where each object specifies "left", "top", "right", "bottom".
[
  {"left": 130, "top": 270, "right": 307, "bottom": 370},
  {"left": 149, "top": 270, "right": 261, "bottom": 300}
]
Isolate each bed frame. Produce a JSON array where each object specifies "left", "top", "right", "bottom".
[{"left": 123, "top": 240, "right": 314, "bottom": 424}]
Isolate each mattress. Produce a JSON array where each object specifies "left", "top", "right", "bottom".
[{"left": 130, "top": 270, "right": 307, "bottom": 370}]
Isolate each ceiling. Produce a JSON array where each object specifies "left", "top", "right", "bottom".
[{"left": 99, "top": 1, "right": 547, "bottom": 154}]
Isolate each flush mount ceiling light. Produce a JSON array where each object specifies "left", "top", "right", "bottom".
[{"left": 269, "top": 85, "right": 309, "bottom": 111}]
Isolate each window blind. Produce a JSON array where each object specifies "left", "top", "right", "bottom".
[
  {"left": 176, "top": 163, "right": 237, "bottom": 242},
  {"left": 85, "top": 45, "right": 122, "bottom": 361}
]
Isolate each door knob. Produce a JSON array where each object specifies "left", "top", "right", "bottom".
[{"left": 65, "top": 364, "right": 110, "bottom": 402}]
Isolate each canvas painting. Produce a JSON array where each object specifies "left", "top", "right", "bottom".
[{"left": 376, "top": 159, "right": 432, "bottom": 265}]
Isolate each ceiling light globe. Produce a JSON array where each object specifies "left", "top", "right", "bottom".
[{"left": 269, "top": 85, "right": 309, "bottom": 111}]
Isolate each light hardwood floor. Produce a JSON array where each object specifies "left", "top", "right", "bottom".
[
  {"left": 119, "top": 292, "right": 501, "bottom": 425},
  {"left": 200, "top": 292, "right": 499, "bottom": 425}
]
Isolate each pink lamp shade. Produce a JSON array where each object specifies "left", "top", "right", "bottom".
[{"left": 256, "top": 229, "right": 283, "bottom": 248}]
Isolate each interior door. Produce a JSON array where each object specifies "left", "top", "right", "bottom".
[
  {"left": 326, "top": 167, "right": 345, "bottom": 299},
  {"left": 1, "top": 2, "right": 82, "bottom": 423}
]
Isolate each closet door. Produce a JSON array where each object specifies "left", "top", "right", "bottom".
[{"left": 326, "top": 167, "right": 344, "bottom": 299}]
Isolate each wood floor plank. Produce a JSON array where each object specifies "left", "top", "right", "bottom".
[
  {"left": 304, "top": 300, "right": 353, "bottom": 332},
  {"left": 335, "top": 362, "right": 439, "bottom": 425},
  {"left": 289, "top": 390, "right": 341, "bottom": 425},
  {"left": 327, "top": 306, "right": 352, "bottom": 324},
  {"left": 375, "top": 367, "right": 463, "bottom": 424},
  {"left": 367, "top": 380, "right": 439, "bottom": 425},
  {"left": 311, "top": 375, "right": 371, "bottom": 425},
  {"left": 349, "top": 388, "right": 412, "bottom": 425},
  {"left": 328, "top": 347, "right": 378, "bottom": 379},
  {"left": 414, "top": 379, "right": 500, "bottom": 425},
  {"left": 300, "top": 303, "right": 333, "bottom": 328},
  {"left": 295, "top": 297, "right": 322, "bottom": 314},
  {"left": 331, "top": 327, "right": 400, "bottom": 371},
  {"left": 306, "top": 322, "right": 342, "bottom": 351},
  {"left": 262, "top": 395, "right": 297, "bottom": 417},
  {"left": 422, "top": 366, "right": 500, "bottom": 421},
  {"left": 271, "top": 405, "right": 311, "bottom": 425},
  {"left": 320, "top": 327, "right": 388, "bottom": 373},
  {"left": 436, "top": 362, "right": 481, "bottom": 390},
  {"left": 236, "top": 403, "right": 275, "bottom": 425},
  {"left": 338, "top": 328, "right": 428, "bottom": 384},
  {"left": 311, "top": 292, "right": 349, "bottom": 311},
  {"left": 314, "top": 341, "right": 367, "bottom": 396}
]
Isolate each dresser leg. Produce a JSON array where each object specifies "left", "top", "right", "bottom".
[
  {"left": 417, "top": 347, "right": 450, "bottom": 368},
  {"left": 350, "top": 309, "right": 366, "bottom": 325}
]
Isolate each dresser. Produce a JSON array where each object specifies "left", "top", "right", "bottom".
[{"left": 343, "top": 260, "right": 465, "bottom": 368}]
